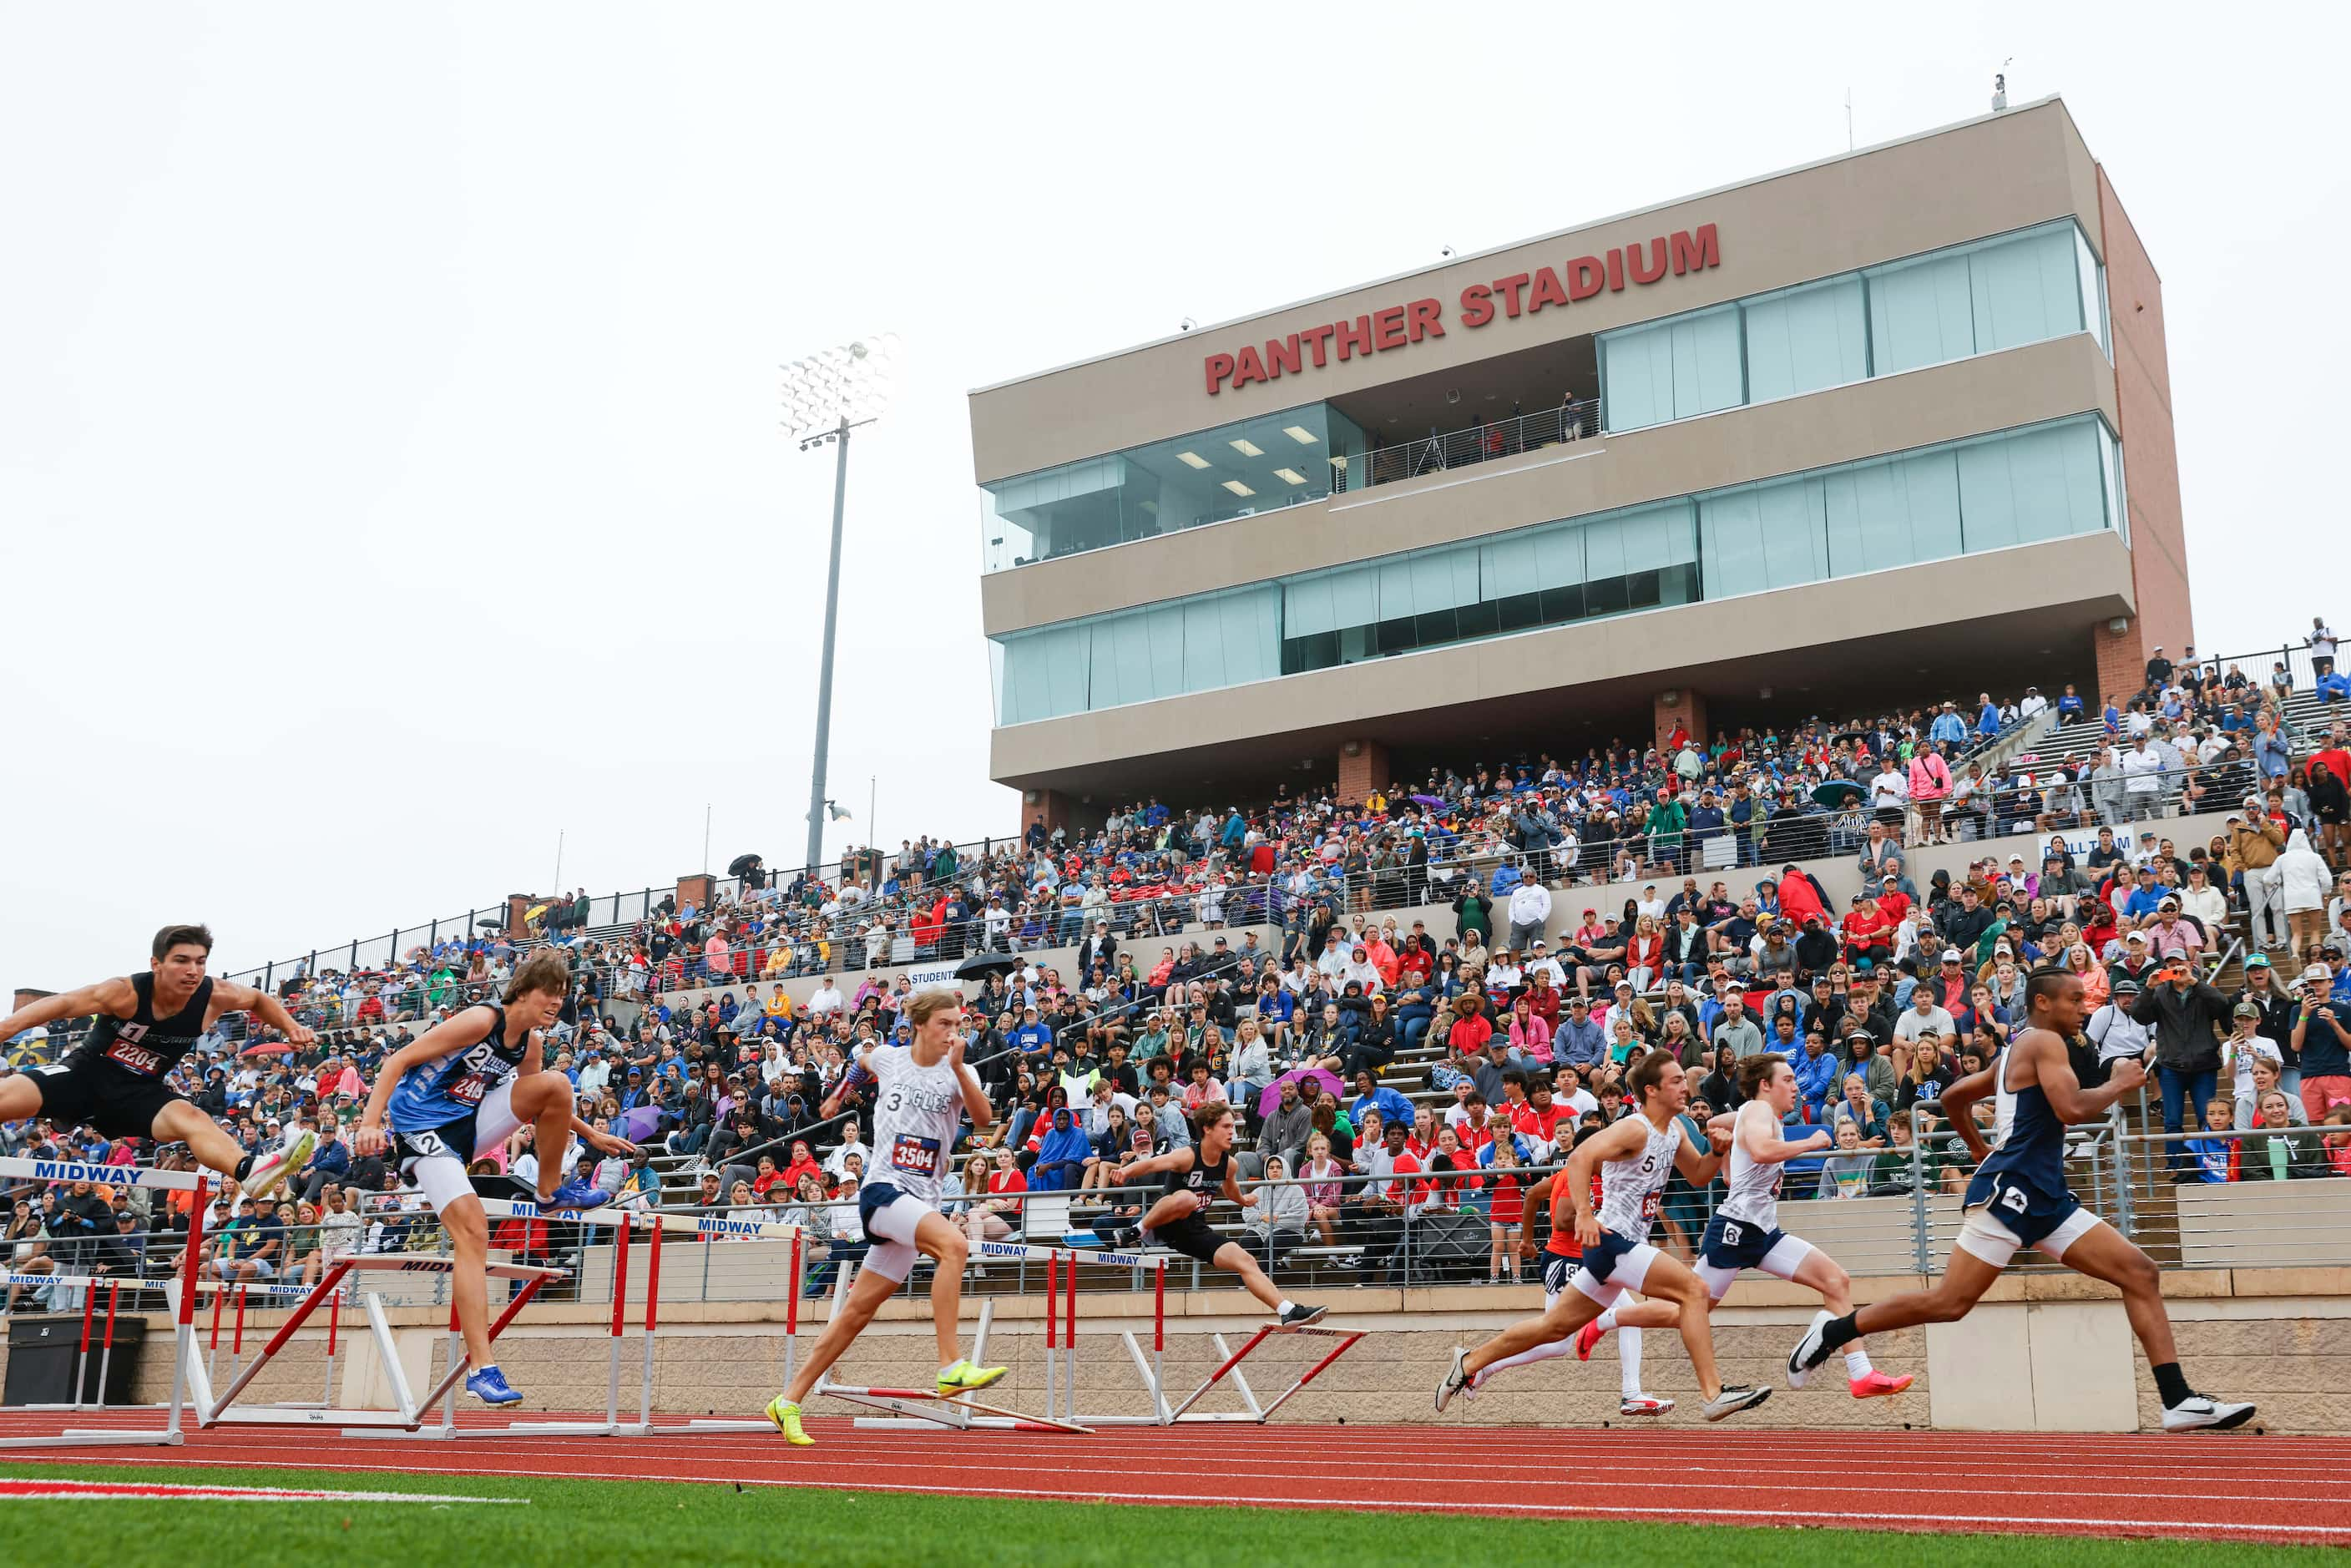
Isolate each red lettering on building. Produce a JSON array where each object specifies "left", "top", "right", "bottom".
[
  {"left": 1670, "top": 224, "right": 1720, "bottom": 276},
  {"left": 1201, "top": 222, "right": 1721, "bottom": 394}
]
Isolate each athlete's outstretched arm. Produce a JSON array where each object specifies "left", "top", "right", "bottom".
[
  {"left": 2035, "top": 1038, "right": 2146, "bottom": 1126},
  {"left": 1937, "top": 1066, "right": 1997, "bottom": 1162},
  {"left": 820, "top": 1046, "right": 877, "bottom": 1120},
  {"left": 209, "top": 979, "right": 316, "bottom": 1049},
  {"left": 1737, "top": 1105, "right": 1832, "bottom": 1165},
  {"left": 0, "top": 978, "right": 134, "bottom": 1039},
  {"left": 351, "top": 1006, "right": 496, "bottom": 1156},
  {"left": 1672, "top": 1118, "right": 1733, "bottom": 1187},
  {"left": 1112, "top": 1147, "right": 1195, "bottom": 1186}
]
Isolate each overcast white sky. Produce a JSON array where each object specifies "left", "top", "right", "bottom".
[{"left": 3, "top": 3, "right": 2344, "bottom": 993}]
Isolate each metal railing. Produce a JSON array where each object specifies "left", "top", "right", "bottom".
[{"left": 1345, "top": 399, "right": 1600, "bottom": 489}]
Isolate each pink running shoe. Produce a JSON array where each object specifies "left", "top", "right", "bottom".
[
  {"left": 1850, "top": 1370, "right": 1914, "bottom": 1399},
  {"left": 1575, "top": 1320, "right": 1606, "bottom": 1362}
]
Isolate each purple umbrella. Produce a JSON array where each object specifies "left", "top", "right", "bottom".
[
  {"left": 1411, "top": 794, "right": 1449, "bottom": 811},
  {"left": 1256, "top": 1066, "right": 1343, "bottom": 1118},
  {"left": 619, "top": 1105, "right": 664, "bottom": 1142}
]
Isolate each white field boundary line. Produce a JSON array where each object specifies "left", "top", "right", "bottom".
[
  {"left": 0, "top": 1476, "right": 523, "bottom": 1503},
  {"left": 37, "top": 1457, "right": 2334, "bottom": 1539}
]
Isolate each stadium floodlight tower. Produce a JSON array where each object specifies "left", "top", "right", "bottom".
[{"left": 781, "top": 333, "right": 899, "bottom": 876}]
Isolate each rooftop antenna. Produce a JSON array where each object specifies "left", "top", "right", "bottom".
[{"left": 1991, "top": 58, "right": 2012, "bottom": 112}]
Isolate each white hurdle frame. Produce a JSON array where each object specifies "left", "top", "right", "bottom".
[
  {"left": 1040, "top": 1242, "right": 1366, "bottom": 1428},
  {"left": 0, "top": 1158, "right": 210, "bottom": 1451}
]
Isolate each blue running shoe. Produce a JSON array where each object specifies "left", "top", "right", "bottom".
[
  {"left": 466, "top": 1365, "right": 523, "bottom": 1406},
  {"left": 538, "top": 1180, "right": 612, "bottom": 1212}
]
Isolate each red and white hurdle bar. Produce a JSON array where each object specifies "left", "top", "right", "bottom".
[
  {"left": 3, "top": 1271, "right": 355, "bottom": 1419},
  {"left": 1024, "top": 1239, "right": 1365, "bottom": 1428},
  {"left": 0, "top": 1157, "right": 213, "bottom": 1450}
]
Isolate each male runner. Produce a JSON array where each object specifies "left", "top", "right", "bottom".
[
  {"left": 1459, "top": 1151, "right": 1671, "bottom": 1415},
  {"left": 766, "top": 989, "right": 1004, "bottom": 1445},
  {"left": 355, "top": 948, "right": 633, "bottom": 1405},
  {"left": 1111, "top": 1101, "right": 1324, "bottom": 1328},
  {"left": 1437, "top": 1054, "right": 1769, "bottom": 1420},
  {"left": 0, "top": 924, "right": 316, "bottom": 1196},
  {"left": 1573, "top": 1053, "right": 1912, "bottom": 1399},
  {"left": 1789, "top": 969, "right": 2253, "bottom": 1431}
]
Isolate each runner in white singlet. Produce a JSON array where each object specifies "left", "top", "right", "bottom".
[
  {"left": 1570, "top": 1053, "right": 1914, "bottom": 1399},
  {"left": 764, "top": 990, "right": 1003, "bottom": 1446},
  {"left": 1434, "top": 1055, "right": 1772, "bottom": 1422}
]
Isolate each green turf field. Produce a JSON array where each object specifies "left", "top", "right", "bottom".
[{"left": 0, "top": 1461, "right": 2325, "bottom": 1566}]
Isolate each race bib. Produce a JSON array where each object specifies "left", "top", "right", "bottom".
[
  {"left": 104, "top": 1040, "right": 165, "bottom": 1076},
  {"left": 891, "top": 1134, "right": 941, "bottom": 1177},
  {"left": 1640, "top": 1191, "right": 1662, "bottom": 1220},
  {"left": 449, "top": 1074, "right": 487, "bottom": 1106}
]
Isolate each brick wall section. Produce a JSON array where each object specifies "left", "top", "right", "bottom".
[
  {"left": 2093, "top": 618, "right": 2148, "bottom": 711},
  {"left": 1336, "top": 740, "right": 1389, "bottom": 804},
  {"left": 1653, "top": 689, "right": 1707, "bottom": 754},
  {"left": 1019, "top": 788, "right": 1072, "bottom": 842},
  {"left": 2097, "top": 165, "right": 2194, "bottom": 667}
]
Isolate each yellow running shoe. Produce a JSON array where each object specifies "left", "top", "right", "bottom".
[
  {"left": 936, "top": 1359, "right": 1007, "bottom": 1396},
  {"left": 765, "top": 1395, "right": 812, "bottom": 1445}
]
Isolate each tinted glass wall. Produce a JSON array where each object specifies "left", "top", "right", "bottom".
[
  {"left": 992, "top": 414, "right": 2123, "bottom": 727},
  {"left": 1600, "top": 220, "right": 2108, "bottom": 433},
  {"left": 980, "top": 402, "right": 1368, "bottom": 573}
]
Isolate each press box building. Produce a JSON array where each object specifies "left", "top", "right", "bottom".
[{"left": 966, "top": 98, "right": 2187, "bottom": 836}]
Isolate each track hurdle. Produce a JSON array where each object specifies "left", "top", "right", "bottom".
[
  {"left": 1044, "top": 1240, "right": 1366, "bottom": 1428},
  {"left": 0, "top": 1158, "right": 210, "bottom": 1451}
]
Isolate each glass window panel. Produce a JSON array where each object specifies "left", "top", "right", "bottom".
[
  {"left": 1600, "top": 324, "right": 1675, "bottom": 432},
  {"left": 1744, "top": 275, "right": 1868, "bottom": 402},
  {"left": 1955, "top": 438, "right": 2022, "bottom": 551},
  {"left": 1676, "top": 308, "right": 1745, "bottom": 418},
  {"left": 1219, "top": 588, "right": 1280, "bottom": 686},
  {"left": 1532, "top": 526, "right": 1585, "bottom": 591},
  {"left": 1698, "top": 490, "right": 1763, "bottom": 596},
  {"left": 1970, "top": 227, "right": 2083, "bottom": 352},
  {"left": 1754, "top": 477, "right": 1829, "bottom": 589},
  {"left": 1141, "top": 604, "right": 1186, "bottom": 701},
  {"left": 1180, "top": 598, "right": 1224, "bottom": 690},
  {"left": 1410, "top": 550, "right": 1474, "bottom": 615},
  {"left": 1089, "top": 619, "right": 1125, "bottom": 711},
  {"left": 2100, "top": 421, "right": 2128, "bottom": 541},
  {"left": 1479, "top": 534, "right": 1537, "bottom": 593},
  {"left": 1868, "top": 251, "right": 1975, "bottom": 373},
  {"left": 1377, "top": 559, "right": 1416, "bottom": 621},
  {"left": 1284, "top": 575, "right": 1336, "bottom": 639},
  {"left": 1327, "top": 564, "right": 1378, "bottom": 630}
]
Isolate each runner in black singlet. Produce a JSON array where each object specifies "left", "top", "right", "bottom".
[
  {"left": 1112, "top": 1100, "right": 1325, "bottom": 1328},
  {"left": 1789, "top": 968, "right": 2255, "bottom": 1433},
  {"left": 0, "top": 924, "right": 320, "bottom": 1197}
]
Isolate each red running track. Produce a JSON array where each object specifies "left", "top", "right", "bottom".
[{"left": 2, "top": 1409, "right": 2341, "bottom": 1544}]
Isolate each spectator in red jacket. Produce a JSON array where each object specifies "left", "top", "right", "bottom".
[{"left": 1778, "top": 863, "right": 1830, "bottom": 926}]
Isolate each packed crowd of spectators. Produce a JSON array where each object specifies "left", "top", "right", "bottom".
[{"left": 8, "top": 634, "right": 2351, "bottom": 1306}]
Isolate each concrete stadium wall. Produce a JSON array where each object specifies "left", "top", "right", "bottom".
[{"left": 10, "top": 1262, "right": 2341, "bottom": 1435}]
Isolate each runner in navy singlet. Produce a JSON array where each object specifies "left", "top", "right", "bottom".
[
  {"left": 1789, "top": 968, "right": 2255, "bottom": 1432},
  {"left": 0, "top": 924, "right": 319, "bottom": 1197},
  {"left": 1115, "top": 1101, "right": 1325, "bottom": 1328}
]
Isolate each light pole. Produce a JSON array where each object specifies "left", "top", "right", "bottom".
[{"left": 781, "top": 334, "right": 898, "bottom": 875}]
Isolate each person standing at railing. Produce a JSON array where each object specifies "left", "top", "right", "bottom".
[{"left": 2131, "top": 956, "right": 2230, "bottom": 1175}]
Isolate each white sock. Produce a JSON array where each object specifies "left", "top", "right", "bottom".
[
  {"left": 1277, "top": 1299, "right": 1296, "bottom": 1316},
  {"left": 1593, "top": 1306, "right": 1620, "bottom": 1334},
  {"left": 1619, "top": 1327, "right": 1645, "bottom": 1399},
  {"left": 1479, "top": 1335, "right": 1576, "bottom": 1382},
  {"left": 1844, "top": 1346, "right": 1873, "bottom": 1378},
  {"left": 941, "top": 1361, "right": 962, "bottom": 1375}
]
